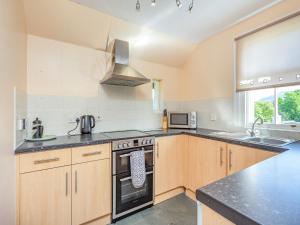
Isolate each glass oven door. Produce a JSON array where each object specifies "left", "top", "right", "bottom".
[
  {"left": 113, "top": 171, "right": 153, "bottom": 219},
  {"left": 113, "top": 146, "right": 154, "bottom": 175}
]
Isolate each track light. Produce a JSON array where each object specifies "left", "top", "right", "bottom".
[
  {"left": 151, "top": 0, "right": 156, "bottom": 7},
  {"left": 136, "top": 0, "right": 141, "bottom": 11},
  {"left": 176, "top": 0, "right": 182, "bottom": 8}
]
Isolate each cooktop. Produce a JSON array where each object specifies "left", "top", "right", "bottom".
[{"left": 102, "top": 130, "right": 149, "bottom": 140}]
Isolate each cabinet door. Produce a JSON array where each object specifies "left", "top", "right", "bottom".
[
  {"left": 186, "top": 136, "right": 227, "bottom": 192},
  {"left": 155, "top": 136, "right": 182, "bottom": 196},
  {"left": 20, "top": 166, "right": 71, "bottom": 225},
  {"left": 227, "top": 144, "right": 277, "bottom": 175},
  {"left": 202, "top": 205, "right": 234, "bottom": 225},
  {"left": 72, "top": 159, "right": 111, "bottom": 225}
]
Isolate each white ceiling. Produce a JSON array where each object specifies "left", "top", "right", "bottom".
[{"left": 72, "top": 0, "right": 281, "bottom": 44}]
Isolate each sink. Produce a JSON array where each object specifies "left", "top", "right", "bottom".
[
  {"left": 210, "top": 131, "right": 249, "bottom": 139},
  {"left": 243, "top": 137, "right": 295, "bottom": 147}
]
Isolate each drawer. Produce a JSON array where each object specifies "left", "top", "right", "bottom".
[
  {"left": 19, "top": 149, "right": 71, "bottom": 173},
  {"left": 72, "top": 144, "right": 110, "bottom": 164}
]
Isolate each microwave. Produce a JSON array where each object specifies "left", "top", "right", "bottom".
[{"left": 168, "top": 111, "right": 197, "bottom": 129}]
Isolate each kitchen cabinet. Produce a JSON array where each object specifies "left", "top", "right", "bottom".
[
  {"left": 72, "top": 159, "right": 111, "bottom": 225},
  {"left": 19, "top": 166, "right": 71, "bottom": 225},
  {"left": 17, "top": 143, "right": 111, "bottom": 225},
  {"left": 186, "top": 136, "right": 227, "bottom": 193},
  {"left": 202, "top": 205, "right": 234, "bottom": 225},
  {"left": 227, "top": 144, "right": 277, "bottom": 175},
  {"left": 155, "top": 135, "right": 186, "bottom": 196}
]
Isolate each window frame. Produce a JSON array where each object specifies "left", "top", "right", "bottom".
[
  {"left": 244, "top": 86, "right": 300, "bottom": 131},
  {"left": 151, "top": 79, "right": 162, "bottom": 113}
]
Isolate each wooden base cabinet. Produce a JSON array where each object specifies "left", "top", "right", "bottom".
[
  {"left": 155, "top": 135, "right": 186, "bottom": 198},
  {"left": 186, "top": 136, "right": 227, "bottom": 193},
  {"left": 202, "top": 205, "right": 234, "bottom": 225},
  {"left": 20, "top": 166, "right": 72, "bottom": 225},
  {"left": 72, "top": 159, "right": 111, "bottom": 225},
  {"left": 18, "top": 144, "right": 111, "bottom": 225},
  {"left": 227, "top": 144, "right": 277, "bottom": 175}
]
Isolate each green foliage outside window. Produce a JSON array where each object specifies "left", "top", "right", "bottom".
[
  {"left": 255, "top": 101, "right": 274, "bottom": 123},
  {"left": 278, "top": 90, "right": 300, "bottom": 122}
]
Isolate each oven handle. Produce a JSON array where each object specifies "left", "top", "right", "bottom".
[
  {"left": 120, "top": 171, "right": 153, "bottom": 182},
  {"left": 119, "top": 150, "right": 153, "bottom": 158}
]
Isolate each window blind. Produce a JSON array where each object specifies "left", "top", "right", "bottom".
[{"left": 236, "top": 12, "right": 300, "bottom": 92}]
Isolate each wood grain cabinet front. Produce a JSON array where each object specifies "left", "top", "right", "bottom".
[
  {"left": 19, "top": 166, "right": 71, "bottom": 225},
  {"left": 155, "top": 135, "right": 185, "bottom": 196},
  {"left": 227, "top": 144, "right": 277, "bottom": 175},
  {"left": 185, "top": 136, "right": 227, "bottom": 193},
  {"left": 72, "top": 159, "right": 111, "bottom": 225}
]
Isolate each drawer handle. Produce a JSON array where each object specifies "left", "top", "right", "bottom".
[
  {"left": 34, "top": 157, "right": 59, "bottom": 164},
  {"left": 220, "top": 147, "right": 223, "bottom": 166},
  {"left": 229, "top": 150, "right": 233, "bottom": 170},
  {"left": 82, "top": 151, "right": 102, "bottom": 157}
]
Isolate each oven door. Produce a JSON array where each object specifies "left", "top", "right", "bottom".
[
  {"left": 168, "top": 112, "right": 190, "bottom": 128},
  {"left": 113, "top": 171, "right": 153, "bottom": 219},
  {"left": 113, "top": 146, "right": 154, "bottom": 175}
]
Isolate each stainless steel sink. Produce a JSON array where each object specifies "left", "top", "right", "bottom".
[
  {"left": 243, "top": 137, "right": 295, "bottom": 147},
  {"left": 210, "top": 131, "right": 249, "bottom": 139}
]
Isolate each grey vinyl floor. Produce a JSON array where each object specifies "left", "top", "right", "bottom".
[{"left": 112, "top": 194, "right": 197, "bottom": 225}]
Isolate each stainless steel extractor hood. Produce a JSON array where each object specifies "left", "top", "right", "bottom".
[{"left": 100, "top": 39, "right": 150, "bottom": 87}]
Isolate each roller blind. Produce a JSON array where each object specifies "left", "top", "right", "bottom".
[{"left": 236, "top": 12, "right": 300, "bottom": 92}]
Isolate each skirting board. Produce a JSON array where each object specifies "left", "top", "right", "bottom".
[
  {"left": 154, "top": 187, "right": 185, "bottom": 205},
  {"left": 185, "top": 189, "right": 197, "bottom": 202},
  {"left": 81, "top": 214, "right": 111, "bottom": 225}
]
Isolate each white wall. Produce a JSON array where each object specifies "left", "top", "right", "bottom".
[
  {"left": 27, "top": 35, "right": 183, "bottom": 136},
  {"left": 0, "top": 0, "right": 27, "bottom": 224}
]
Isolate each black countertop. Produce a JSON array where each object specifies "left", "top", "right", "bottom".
[
  {"left": 16, "top": 128, "right": 287, "bottom": 154},
  {"left": 196, "top": 141, "right": 300, "bottom": 225}
]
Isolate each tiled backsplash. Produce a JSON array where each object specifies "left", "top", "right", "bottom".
[
  {"left": 27, "top": 93, "right": 183, "bottom": 136},
  {"left": 26, "top": 92, "right": 232, "bottom": 137},
  {"left": 178, "top": 97, "right": 234, "bottom": 131}
]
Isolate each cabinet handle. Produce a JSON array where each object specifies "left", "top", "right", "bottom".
[
  {"left": 219, "top": 147, "right": 223, "bottom": 166},
  {"left": 82, "top": 151, "right": 102, "bottom": 157},
  {"left": 75, "top": 170, "right": 78, "bottom": 193},
  {"left": 65, "top": 172, "right": 68, "bottom": 196},
  {"left": 156, "top": 143, "right": 159, "bottom": 158},
  {"left": 229, "top": 150, "right": 233, "bottom": 170},
  {"left": 34, "top": 157, "right": 59, "bottom": 164}
]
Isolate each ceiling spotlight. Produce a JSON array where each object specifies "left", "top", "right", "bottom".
[
  {"left": 188, "top": 0, "right": 194, "bottom": 13},
  {"left": 176, "top": 0, "right": 182, "bottom": 8},
  {"left": 136, "top": 0, "right": 141, "bottom": 11},
  {"left": 151, "top": 0, "right": 156, "bottom": 7}
]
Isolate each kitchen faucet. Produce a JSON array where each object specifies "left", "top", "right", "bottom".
[{"left": 249, "top": 117, "right": 263, "bottom": 137}]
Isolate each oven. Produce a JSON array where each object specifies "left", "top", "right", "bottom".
[
  {"left": 168, "top": 111, "right": 197, "bottom": 129},
  {"left": 113, "top": 145, "right": 154, "bottom": 175},
  {"left": 112, "top": 136, "right": 155, "bottom": 221}
]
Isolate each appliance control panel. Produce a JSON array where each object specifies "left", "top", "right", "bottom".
[{"left": 112, "top": 136, "right": 155, "bottom": 151}]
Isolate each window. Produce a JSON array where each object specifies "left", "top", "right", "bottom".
[
  {"left": 246, "top": 85, "right": 300, "bottom": 125},
  {"left": 152, "top": 79, "right": 161, "bottom": 112}
]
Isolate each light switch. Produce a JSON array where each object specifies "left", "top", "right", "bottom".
[
  {"left": 17, "top": 118, "right": 26, "bottom": 130},
  {"left": 210, "top": 113, "right": 217, "bottom": 121}
]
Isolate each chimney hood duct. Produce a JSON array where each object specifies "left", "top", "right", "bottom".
[{"left": 100, "top": 39, "right": 151, "bottom": 87}]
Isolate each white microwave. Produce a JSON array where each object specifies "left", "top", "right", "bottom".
[{"left": 168, "top": 111, "right": 197, "bottom": 129}]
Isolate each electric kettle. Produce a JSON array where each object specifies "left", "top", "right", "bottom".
[{"left": 80, "top": 115, "right": 95, "bottom": 134}]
